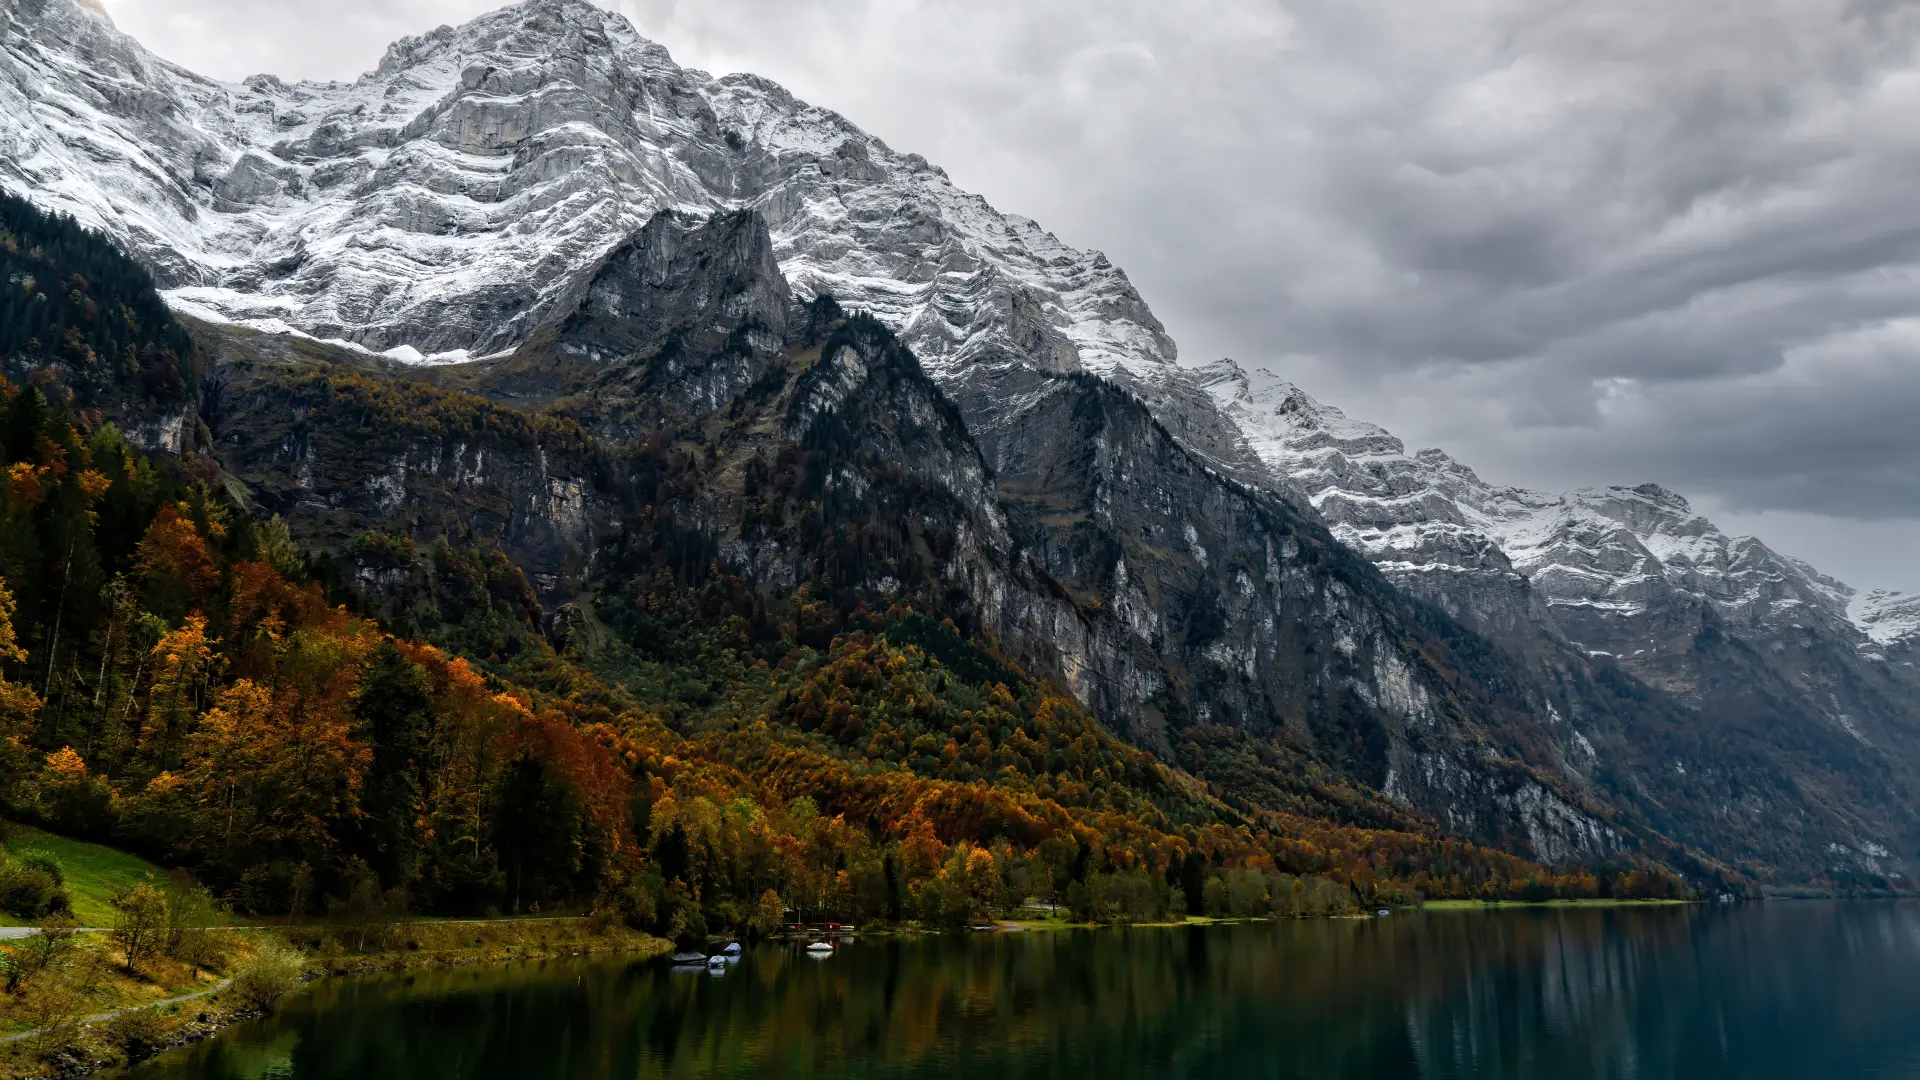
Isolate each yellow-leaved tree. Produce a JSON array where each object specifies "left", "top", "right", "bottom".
[{"left": 0, "top": 576, "right": 45, "bottom": 801}]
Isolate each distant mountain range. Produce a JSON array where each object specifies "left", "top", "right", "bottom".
[{"left": 4, "top": 0, "right": 1914, "bottom": 888}]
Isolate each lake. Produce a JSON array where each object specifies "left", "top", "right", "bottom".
[{"left": 128, "top": 902, "right": 1920, "bottom": 1080}]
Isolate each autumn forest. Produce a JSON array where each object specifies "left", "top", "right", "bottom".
[{"left": 0, "top": 189, "right": 1692, "bottom": 947}]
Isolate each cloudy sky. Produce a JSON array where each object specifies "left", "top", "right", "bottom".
[{"left": 99, "top": 0, "right": 1920, "bottom": 591}]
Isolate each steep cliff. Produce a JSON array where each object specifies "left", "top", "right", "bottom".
[
  {"left": 1200, "top": 360, "right": 1920, "bottom": 882},
  {"left": 170, "top": 209, "right": 1663, "bottom": 870}
]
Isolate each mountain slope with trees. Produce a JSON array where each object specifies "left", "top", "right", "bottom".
[{"left": 0, "top": 191, "right": 1712, "bottom": 938}]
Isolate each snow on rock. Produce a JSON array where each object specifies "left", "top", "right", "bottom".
[
  {"left": 1852, "top": 591, "right": 1920, "bottom": 650},
  {"left": 1195, "top": 359, "right": 1904, "bottom": 658},
  {"left": 1, "top": 0, "right": 1180, "bottom": 388}
]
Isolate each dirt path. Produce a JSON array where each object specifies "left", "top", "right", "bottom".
[
  {"left": 0, "top": 915, "right": 589, "bottom": 940},
  {"left": 0, "top": 915, "right": 601, "bottom": 1043},
  {"left": 0, "top": 979, "right": 233, "bottom": 1045}
]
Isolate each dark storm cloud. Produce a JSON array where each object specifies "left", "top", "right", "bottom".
[{"left": 100, "top": 0, "right": 1920, "bottom": 587}]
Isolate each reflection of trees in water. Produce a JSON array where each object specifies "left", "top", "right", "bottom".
[
  {"left": 612, "top": 925, "right": 1483, "bottom": 1077},
  {"left": 136, "top": 905, "right": 1920, "bottom": 1080}
]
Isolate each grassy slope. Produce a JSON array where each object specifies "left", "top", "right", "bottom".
[{"left": 1, "top": 826, "right": 169, "bottom": 927}]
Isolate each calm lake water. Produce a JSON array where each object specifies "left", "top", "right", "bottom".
[{"left": 128, "top": 902, "right": 1920, "bottom": 1080}]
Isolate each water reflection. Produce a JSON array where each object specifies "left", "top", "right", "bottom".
[{"left": 128, "top": 903, "right": 1920, "bottom": 1080}]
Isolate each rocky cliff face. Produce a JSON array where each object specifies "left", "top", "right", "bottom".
[
  {"left": 945, "top": 361, "right": 1634, "bottom": 864},
  {"left": 1855, "top": 591, "right": 1920, "bottom": 659},
  {"left": 180, "top": 209, "right": 1637, "bottom": 869},
  {"left": 1200, "top": 360, "right": 1920, "bottom": 881}
]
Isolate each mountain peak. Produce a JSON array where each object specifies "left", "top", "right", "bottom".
[
  {"left": 1200, "top": 364, "right": 1406, "bottom": 460},
  {"left": 4, "top": 0, "right": 1173, "bottom": 384},
  {"left": 1193, "top": 357, "right": 1248, "bottom": 387},
  {"left": 374, "top": 0, "right": 646, "bottom": 76},
  {"left": 1625, "top": 482, "right": 1693, "bottom": 514}
]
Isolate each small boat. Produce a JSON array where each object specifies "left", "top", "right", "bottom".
[
  {"left": 722, "top": 941, "right": 743, "bottom": 957},
  {"left": 706, "top": 954, "right": 728, "bottom": 969},
  {"left": 671, "top": 951, "right": 707, "bottom": 964},
  {"left": 805, "top": 942, "right": 834, "bottom": 955},
  {"left": 1376, "top": 909, "right": 1391, "bottom": 918}
]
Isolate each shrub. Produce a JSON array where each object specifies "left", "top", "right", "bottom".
[
  {"left": 586, "top": 904, "right": 622, "bottom": 936},
  {"left": 103, "top": 1006, "right": 172, "bottom": 1064},
  {"left": 750, "top": 889, "right": 785, "bottom": 936},
  {"left": 11, "top": 849, "right": 65, "bottom": 886},
  {"left": 231, "top": 940, "right": 306, "bottom": 1013},
  {"left": 619, "top": 878, "right": 660, "bottom": 930},
  {"left": 0, "top": 860, "right": 70, "bottom": 920},
  {"left": 0, "top": 912, "right": 79, "bottom": 991},
  {"left": 19, "top": 982, "right": 87, "bottom": 1065}
]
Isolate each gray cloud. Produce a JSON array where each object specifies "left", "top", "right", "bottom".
[{"left": 100, "top": 0, "right": 1920, "bottom": 589}]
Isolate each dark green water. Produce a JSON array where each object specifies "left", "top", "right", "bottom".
[{"left": 129, "top": 903, "right": 1920, "bottom": 1080}]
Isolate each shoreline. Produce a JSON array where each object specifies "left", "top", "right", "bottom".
[
  {"left": 776, "top": 900, "right": 1709, "bottom": 940},
  {"left": 1421, "top": 899, "right": 1697, "bottom": 911},
  {"left": 0, "top": 902, "right": 1716, "bottom": 1076},
  {"left": 0, "top": 923, "right": 671, "bottom": 1080}
]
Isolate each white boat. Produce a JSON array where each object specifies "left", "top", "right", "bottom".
[
  {"left": 805, "top": 942, "right": 834, "bottom": 954},
  {"left": 706, "top": 954, "right": 728, "bottom": 969},
  {"left": 722, "top": 941, "right": 743, "bottom": 956}
]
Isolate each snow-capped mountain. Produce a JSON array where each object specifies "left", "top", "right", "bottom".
[
  {"left": 0, "top": 0, "right": 1180, "bottom": 379},
  {"left": 1198, "top": 361, "right": 1920, "bottom": 882},
  {"left": 1199, "top": 360, "right": 1905, "bottom": 656},
  {"left": 5, "top": 0, "right": 1900, "bottom": 651},
  {"left": 4, "top": 0, "right": 1277, "bottom": 489}
]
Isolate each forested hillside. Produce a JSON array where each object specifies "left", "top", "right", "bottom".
[
  {"left": 0, "top": 190, "right": 197, "bottom": 405},
  {"left": 0, "top": 384, "right": 1686, "bottom": 927},
  {"left": 0, "top": 194, "right": 1703, "bottom": 942}
]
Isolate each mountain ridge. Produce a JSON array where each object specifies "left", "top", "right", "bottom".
[
  {"left": 1196, "top": 358, "right": 1914, "bottom": 661},
  {"left": 173, "top": 203, "right": 1664, "bottom": 876},
  {"left": 1199, "top": 358, "right": 1920, "bottom": 881}
]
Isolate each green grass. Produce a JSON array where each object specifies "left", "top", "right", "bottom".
[
  {"left": 2, "top": 824, "right": 171, "bottom": 927},
  {"left": 1000, "top": 915, "right": 1086, "bottom": 932},
  {"left": 1422, "top": 898, "right": 1694, "bottom": 911}
]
